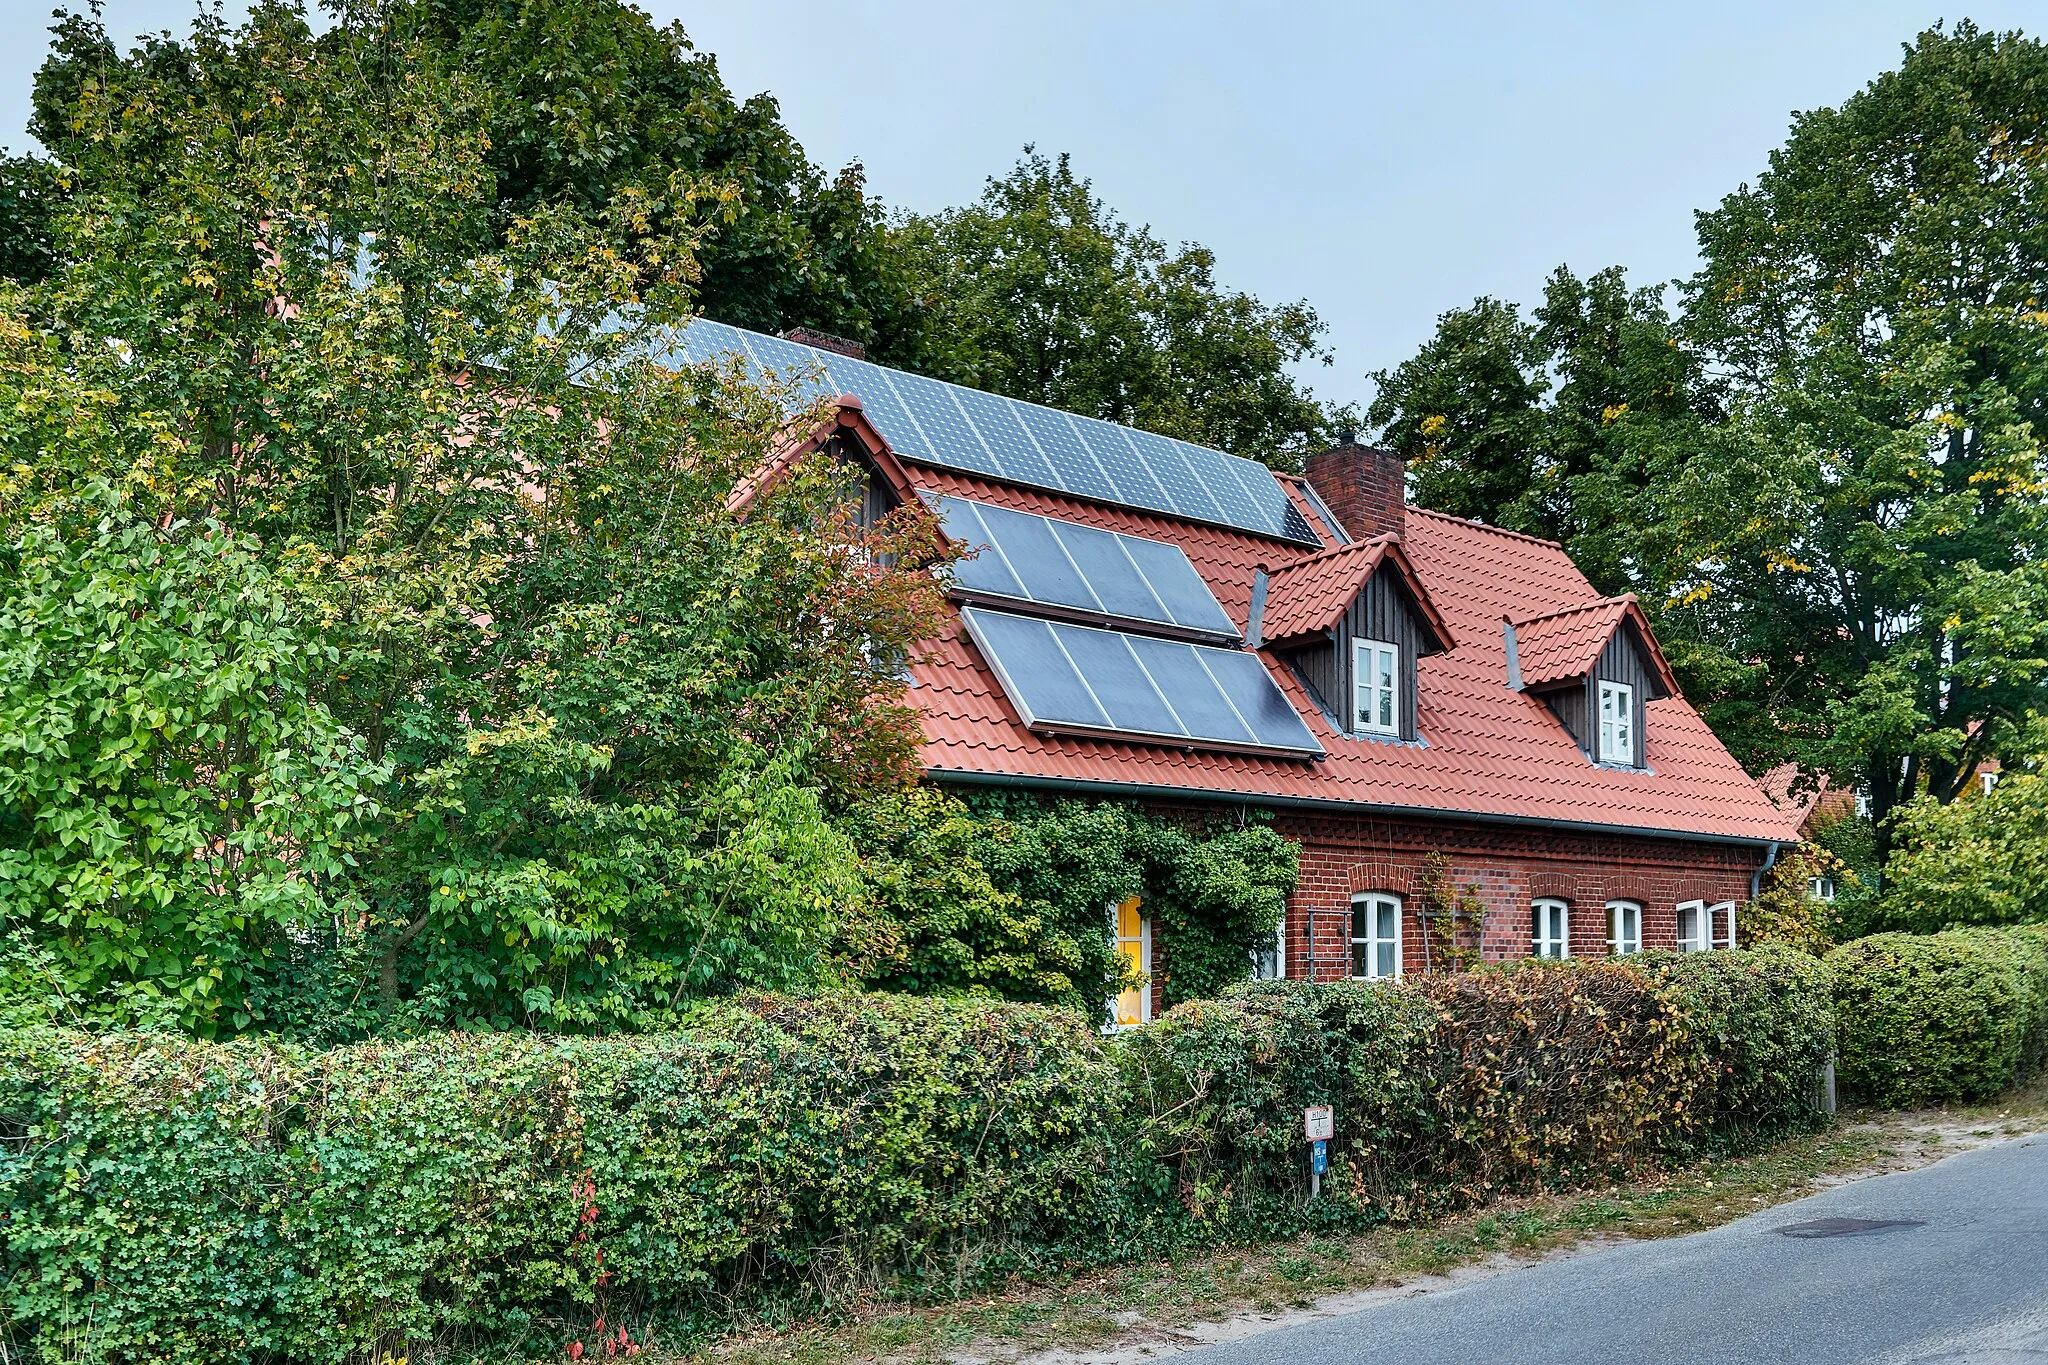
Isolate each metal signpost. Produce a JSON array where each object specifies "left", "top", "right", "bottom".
[{"left": 1303, "top": 1104, "right": 1334, "bottom": 1198}]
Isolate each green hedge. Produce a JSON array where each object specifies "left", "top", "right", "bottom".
[
  {"left": 1, "top": 952, "right": 1834, "bottom": 1363},
  {"left": 1829, "top": 926, "right": 2048, "bottom": 1107}
]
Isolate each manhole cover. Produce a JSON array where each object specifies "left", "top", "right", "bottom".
[{"left": 1774, "top": 1217, "right": 1926, "bottom": 1238}]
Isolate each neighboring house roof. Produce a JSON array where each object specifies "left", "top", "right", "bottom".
[
  {"left": 687, "top": 319, "right": 1798, "bottom": 846},
  {"left": 1260, "top": 536, "right": 1454, "bottom": 650},
  {"left": 1511, "top": 594, "right": 1679, "bottom": 696}
]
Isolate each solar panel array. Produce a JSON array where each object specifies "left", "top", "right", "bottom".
[
  {"left": 937, "top": 495, "right": 1241, "bottom": 642},
  {"left": 663, "top": 318, "right": 1321, "bottom": 546},
  {"left": 962, "top": 607, "right": 1324, "bottom": 757}
]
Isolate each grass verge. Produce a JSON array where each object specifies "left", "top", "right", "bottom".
[{"left": 676, "top": 1077, "right": 2048, "bottom": 1365}]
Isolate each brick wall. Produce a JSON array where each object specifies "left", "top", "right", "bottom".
[
  {"left": 1273, "top": 808, "right": 1762, "bottom": 982},
  {"left": 1304, "top": 443, "right": 1406, "bottom": 541}
]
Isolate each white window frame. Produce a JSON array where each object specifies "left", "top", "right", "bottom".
[
  {"left": 1810, "top": 876, "right": 1836, "bottom": 903},
  {"left": 1353, "top": 638, "right": 1401, "bottom": 737},
  {"left": 1532, "top": 898, "right": 1570, "bottom": 959},
  {"left": 1251, "top": 920, "right": 1287, "bottom": 981},
  {"left": 1983, "top": 771, "right": 1999, "bottom": 796},
  {"left": 1606, "top": 899, "right": 1642, "bottom": 956},
  {"left": 1351, "top": 891, "right": 1403, "bottom": 980},
  {"left": 1709, "top": 900, "right": 1738, "bottom": 951},
  {"left": 1598, "top": 681, "right": 1636, "bottom": 765},
  {"left": 1676, "top": 899, "right": 1709, "bottom": 952}
]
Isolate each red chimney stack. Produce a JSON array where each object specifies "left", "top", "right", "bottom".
[{"left": 1304, "top": 438, "right": 1406, "bottom": 541}]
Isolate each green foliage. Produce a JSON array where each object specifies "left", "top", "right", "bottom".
[
  {"left": 0, "top": 956, "right": 1832, "bottom": 1362},
  {"left": 1365, "top": 266, "right": 1713, "bottom": 596},
  {"left": 1878, "top": 773, "right": 2048, "bottom": 931},
  {"left": 0, "top": 500, "right": 379, "bottom": 1034},
  {"left": 1830, "top": 927, "right": 2048, "bottom": 1107},
  {"left": 0, "top": 2, "right": 954, "bottom": 1037},
  {"left": 849, "top": 792, "right": 1298, "bottom": 1018},
  {"left": 884, "top": 151, "right": 1346, "bottom": 468},
  {"left": 1666, "top": 22, "right": 2048, "bottom": 820},
  {"left": 1738, "top": 846, "right": 1841, "bottom": 956}
]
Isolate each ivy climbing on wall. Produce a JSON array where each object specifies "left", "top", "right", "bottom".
[{"left": 840, "top": 788, "right": 1300, "bottom": 1017}]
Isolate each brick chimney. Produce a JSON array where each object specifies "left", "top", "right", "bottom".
[
  {"left": 1304, "top": 437, "right": 1406, "bottom": 541},
  {"left": 781, "top": 326, "right": 866, "bottom": 360}
]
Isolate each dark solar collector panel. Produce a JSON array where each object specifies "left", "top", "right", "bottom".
[
  {"left": 962, "top": 606, "right": 1322, "bottom": 758},
  {"left": 668, "top": 319, "right": 1322, "bottom": 546},
  {"left": 935, "top": 496, "right": 1239, "bottom": 643}
]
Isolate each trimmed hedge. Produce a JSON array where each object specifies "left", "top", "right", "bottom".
[
  {"left": 1829, "top": 926, "right": 2048, "bottom": 1107},
  {"left": 1, "top": 952, "right": 1834, "bottom": 1363}
]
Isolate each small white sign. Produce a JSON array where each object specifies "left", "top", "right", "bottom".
[{"left": 1303, "top": 1104, "right": 1334, "bottom": 1141}]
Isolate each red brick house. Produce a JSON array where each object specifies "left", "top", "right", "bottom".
[{"left": 680, "top": 320, "right": 1800, "bottom": 1021}]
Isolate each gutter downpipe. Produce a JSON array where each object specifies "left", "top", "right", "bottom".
[{"left": 1749, "top": 839, "right": 1782, "bottom": 901}]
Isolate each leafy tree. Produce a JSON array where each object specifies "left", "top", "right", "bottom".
[
  {"left": 1, "top": 1, "right": 950, "bottom": 1035},
  {"left": 883, "top": 151, "right": 1345, "bottom": 467},
  {"left": 1363, "top": 295, "right": 1550, "bottom": 530},
  {"left": 1876, "top": 774, "right": 2048, "bottom": 932},
  {"left": 1365, "top": 266, "right": 1713, "bottom": 593},
  {"left": 0, "top": 150, "right": 59, "bottom": 284},
  {"left": 27, "top": 0, "right": 900, "bottom": 346},
  {"left": 1670, "top": 21, "right": 2048, "bottom": 845}
]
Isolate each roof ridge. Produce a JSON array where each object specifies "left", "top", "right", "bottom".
[
  {"left": 1514, "top": 593, "right": 1635, "bottom": 626},
  {"left": 1267, "top": 534, "right": 1394, "bottom": 575},
  {"left": 1406, "top": 505, "right": 1567, "bottom": 551}
]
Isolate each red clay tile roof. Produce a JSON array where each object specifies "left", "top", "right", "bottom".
[
  {"left": 1260, "top": 537, "right": 1453, "bottom": 650},
  {"left": 775, "top": 408, "right": 1797, "bottom": 845},
  {"left": 1512, "top": 594, "right": 1680, "bottom": 695},
  {"left": 1512, "top": 597, "right": 1630, "bottom": 687}
]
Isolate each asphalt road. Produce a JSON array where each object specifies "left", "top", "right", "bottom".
[{"left": 1187, "top": 1135, "right": 2048, "bottom": 1365}]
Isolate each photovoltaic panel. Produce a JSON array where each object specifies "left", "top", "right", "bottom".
[
  {"left": 946, "top": 383, "right": 1062, "bottom": 489},
  {"left": 1126, "top": 426, "right": 1226, "bottom": 524},
  {"left": 671, "top": 318, "right": 1324, "bottom": 546},
  {"left": 887, "top": 368, "right": 1007, "bottom": 480},
  {"left": 935, "top": 496, "right": 1239, "bottom": 642},
  {"left": 1013, "top": 403, "right": 1121, "bottom": 504},
  {"left": 962, "top": 607, "right": 1321, "bottom": 757}
]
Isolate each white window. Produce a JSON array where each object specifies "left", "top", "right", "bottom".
[
  {"left": 1983, "top": 771, "right": 1999, "bottom": 796},
  {"left": 1353, "top": 638, "right": 1400, "bottom": 736},
  {"left": 1110, "top": 896, "right": 1150, "bottom": 1028},
  {"left": 1676, "top": 900, "right": 1709, "bottom": 952},
  {"left": 1533, "top": 899, "right": 1570, "bottom": 959},
  {"left": 1598, "top": 681, "right": 1635, "bottom": 765},
  {"left": 1810, "top": 876, "right": 1836, "bottom": 903},
  {"left": 1606, "top": 899, "right": 1642, "bottom": 955},
  {"left": 1351, "top": 891, "right": 1402, "bottom": 979},
  {"left": 1251, "top": 921, "right": 1286, "bottom": 980},
  {"left": 1709, "top": 900, "right": 1738, "bottom": 950}
]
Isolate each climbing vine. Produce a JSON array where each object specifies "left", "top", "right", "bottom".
[
  {"left": 841, "top": 789, "right": 1300, "bottom": 1016},
  {"left": 1413, "top": 851, "right": 1489, "bottom": 974}
]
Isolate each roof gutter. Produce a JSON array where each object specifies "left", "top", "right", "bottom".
[{"left": 931, "top": 769, "right": 1790, "bottom": 850}]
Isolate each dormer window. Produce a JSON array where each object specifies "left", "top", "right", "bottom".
[
  {"left": 1354, "top": 638, "right": 1400, "bottom": 736},
  {"left": 1598, "top": 681, "right": 1635, "bottom": 765}
]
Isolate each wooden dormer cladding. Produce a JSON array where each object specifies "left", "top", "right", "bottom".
[
  {"left": 1264, "top": 541, "right": 1450, "bottom": 744},
  {"left": 1509, "top": 598, "right": 1676, "bottom": 768},
  {"left": 822, "top": 432, "right": 898, "bottom": 532}
]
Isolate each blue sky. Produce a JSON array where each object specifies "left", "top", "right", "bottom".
[{"left": 2, "top": 1, "right": 2039, "bottom": 410}]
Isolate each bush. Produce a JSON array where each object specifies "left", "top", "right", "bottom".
[
  {"left": 1829, "top": 927, "right": 2048, "bottom": 1107},
  {"left": 1, "top": 955, "right": 1833, "bottom": 1363}
]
